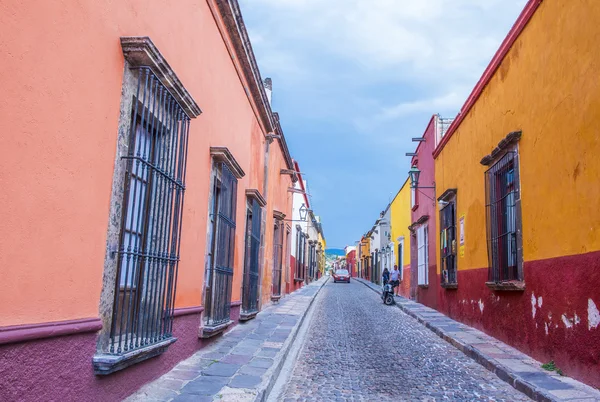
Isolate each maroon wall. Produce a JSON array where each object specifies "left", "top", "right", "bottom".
[
  {"left": 0, "top": 313, "right": 220, "bottom": 401},
  {"left": 436, "top": 250, "right": 600, "bottom": 388}
]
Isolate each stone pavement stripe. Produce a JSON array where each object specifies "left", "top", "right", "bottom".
[
  {"left": 355, "top": 277, "right": 600, "bottom": 402},
  {"left": 125, "top": 276, "right": 329, "bottom": 402}
]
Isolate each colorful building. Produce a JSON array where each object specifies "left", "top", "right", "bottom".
[
  {"left": 0, "top": 1, "right": 320, "bottom": 400},
  {"left": 345, "top": 246, "right": 357, "bottom": 277},
  {"left": 389, "top": 178, "right": 412, "bottom": 297},
  {"left": 432, "top": 0, "right": 600, "bottom": 388},
  {"left": 409, "top": 116, "right": 439, "bottom": 306}
]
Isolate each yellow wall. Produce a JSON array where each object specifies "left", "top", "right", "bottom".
[
  {"left": 435, "top": 0, "right": 600, "bottom": 270},
  {"left": 390, "top": 178, "right": 411, "bottom": 267}
]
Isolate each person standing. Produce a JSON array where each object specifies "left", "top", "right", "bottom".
[{"left": 390, "top": 265, "right": 401, "bottom": 296}]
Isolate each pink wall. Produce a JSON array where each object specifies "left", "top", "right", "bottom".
[{"left": 410, "top": 116, "right": 439, "bottom": 307}]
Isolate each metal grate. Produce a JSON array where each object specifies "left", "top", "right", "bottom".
[
  {"left": 440, "top": 202, "right": 457, "bottom": 285},
  {"left": 110, "top": 67, "right": 190, "bottom": 354},
  {"left": 295, "top": 229, "right": 306, "bottom": 280},
  {"left": 485, "top": 152, "right": 520, "bottom": 282},
  {"left": 205, "top": 163, "right": 237, "bottom": 326},
  {"left": 272, "top": 221, "right": 283, "bottom": 296},
  {"left": 242, "top": 199, "right": 261, "bottom": 314}
]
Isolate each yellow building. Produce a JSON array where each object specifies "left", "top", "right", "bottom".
[
  {"left": 389, "top": 178, "right": 412, "bottom": 297},
  {"left": 433, "top": 0, "right": 600, "bottom": 388}
]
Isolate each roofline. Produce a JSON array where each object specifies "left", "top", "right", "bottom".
[
  {"left": 390, "top": 176, "right": 411, "bottom": 205},
  {"left": 411, "top": 114, "right": 436, "bottom": 164},
  {"left": 293, "top": 160, "right": 310, "bottom": 207},
  {"left": 215, "top": 0, "right": 294, "bottom": 170},
  {"left": 432, "top": 0, "right": 543, "bottom": 159}
]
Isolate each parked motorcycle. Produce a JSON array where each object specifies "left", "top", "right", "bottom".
[{"left": 381, "top": 281, "right": 396, "bottom": 305}]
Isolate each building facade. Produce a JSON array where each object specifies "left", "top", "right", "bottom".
[
  {"left": 0, "top": 1, "right": 320, "bottom": 400},
  {"left": 432, "top": 0, "right": 600, "bottom": 387},
  {"left": 390, "top": 179, "right": 412, "bottom": 297}
]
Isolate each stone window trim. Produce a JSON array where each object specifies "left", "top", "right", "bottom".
[
  {"left": 95, "top": 37, "right": 202, "bottom": 375},
  {"left": 120, "top": 36, "right": 202, "bottom": 119},
  {"left": 437, "top": 188, "right": 457, "bottom": 203},
  {"left": 480, "top": 130, "right": 522, "bottom": 166},
  {"left": 210, "top": 147, "right": 245, "bottom": 179},
  {"left": 245, "top": 188, "right": 266, "bottom": 207},
  {"left": 273, "top": 210, "right": 286, "bottom": 220},
  {"left": 484, "top": 140, "right": 525, "bottom": 292}
]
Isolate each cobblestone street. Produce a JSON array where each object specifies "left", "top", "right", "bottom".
[{"left": 281, "top": 279, "right": 531, "bottom": 402}]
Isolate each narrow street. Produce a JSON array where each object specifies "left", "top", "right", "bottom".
[{"left": 279, "top": 279, "right": 530, "bottom": 402}]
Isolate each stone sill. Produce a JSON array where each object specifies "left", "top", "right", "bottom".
[
  {"left": 93, "top": 337, "right": 177, "bottom": 375},
  {"left": 271, "top": 295, "right": 282, "bottom": 302},
  {"left": 294, "top": 278, "right": 305, "bottom": 283},
  {"left": 239, "top": 311, "right": 258, "bottom": 322},
  {"left": 418, "top": 284, "right": 429, "bottom": 289},
  {"left": 199, "top": 320, "right": 233, "bottom": 339},
  {"left": 485, "top": 281, "right": 526, "bottom": 291},
  {"left": 441, "top": 283, "right": 458, "bottom": 290}
]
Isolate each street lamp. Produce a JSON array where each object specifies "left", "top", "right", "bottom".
[
  {"left": 409, "top": 165, "right": 435, "bottom": 204},
  {"left": 408, "top": 165, "right": 421, "bottom": 189},
  {"left": 299, "top": 203, "right": 308, "bottom": 221}
]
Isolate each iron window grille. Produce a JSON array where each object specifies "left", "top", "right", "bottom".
[
  {"left": 272, "top": 221, "right": 284, "bottom": 297},
  {"left": 397, "top": 242, "right": 403, "bottom": 279},
  {"left": 110, "top": 67, "right": 190, "bottom": 354},
  {"left": 440, "top": 202, "right": 457, "bottom": 285},
  {"left": 204, "top": 162, "right": 238, "bottom": 327},
  {"left": 485, "top": 151, "right": 521, "bottom": 283},
  {"left": 242, "top": 199, "right": 261, "bottom": 315},
  {"left": 295, "top": 229, "right": 306, "bottom": 280},
  {"left": 417, "top": 225, "right": 429, "bottom": 285}
]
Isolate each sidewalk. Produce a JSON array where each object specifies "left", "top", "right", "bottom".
[
  {"left": 126, "top": 277, "right": 328, "bottom": 402},
  {"left": 356, "top": 277, "right": 600, "bottom": 402}
]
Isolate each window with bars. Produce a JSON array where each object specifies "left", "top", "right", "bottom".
[
  {"left": 485, "top": 152, "right": 521, "bottom": 283},
  {"left": 417, "top": 225, "right": 429, "bottom": 285},
  {"left": 440, "top": 202, "right": 457, "bottom": 285},
  {"left": 204, "top": 162, "right": 238, "bottom": 326},
  {"left": 110, "top": 67, "right": 190, "bottom": 355},
  {"left": 242, "top": 199, "right": 261, "bottom": 315},
  {"left": 295, "top": 229, "right": 306, "bottom": 280},
  {"left": 272, "top": 221, "right": 284, "bottom": 297},
  {"left": 397, "top": 241, "right": 403, "bottom": 279}
]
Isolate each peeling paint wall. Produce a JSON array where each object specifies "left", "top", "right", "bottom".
[{"left": 433, "top": 0, "right": 600, "bottom": 388}]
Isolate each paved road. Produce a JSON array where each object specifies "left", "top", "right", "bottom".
[{"left": 280, "top": 279, "right": 531, "bottom": 402}]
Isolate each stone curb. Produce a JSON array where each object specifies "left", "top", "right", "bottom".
[
  {"left": 254, "top": 276, "right": 329, "bottom": 402},
  {"left": 355, "top": 278, "right": 600, "bottom": 402}
]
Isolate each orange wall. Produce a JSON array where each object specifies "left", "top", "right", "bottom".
[
  {"left": 434, "top": 0, "right": 600, "bottom": 271},
  {"left": 0, "top": 0, "right": 271, "bottom": 325},
  {"left": 261, "top": 141, "right": 293, "bottom": 307}
]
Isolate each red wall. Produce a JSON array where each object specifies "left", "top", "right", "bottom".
[
  {"left": 410, "top": 116, "right": 438, "bottom": 308},
  {"left": 435, "top": 251, "right": 600, "bottom": 388},
  {"left": 347, "top": 250, "right": 357, "bottom": 277}
]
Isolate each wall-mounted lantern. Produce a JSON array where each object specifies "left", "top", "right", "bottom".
[{"left": 409, "top": 165, "right": 436, "bottom": 205}]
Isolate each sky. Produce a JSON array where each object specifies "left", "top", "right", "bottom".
[{"left": 238, "top": 0, "right": 527, "bottom": 249}]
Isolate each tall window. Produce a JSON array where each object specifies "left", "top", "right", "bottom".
[
  {"left": 204, "top": 162, "right": 238, "bottom": 326},
  {"left": 485, "top": 152, "right": 521, "bottom": 282},
  {"left": 417, "top": 225, "right": 429, "bottom": 285},
  {"left": 397, "top": 241, "right": 403, "bottom": 279},
  {"left": 272, "top": 221, "right": 284, "bottom": 296},
  {"left": 440, "top": 202, "right": 457, "bottom": 285},
  {"left": 242, "top": 199, "right": 261, "bottom": 314},
  {"left": 295, "top": 228, "right": 306, "bottom": 280},
  {"left": 110, "top": 68, "right": 190, "bottom": 354}
]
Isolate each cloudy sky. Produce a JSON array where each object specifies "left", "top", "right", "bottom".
[{"left": 238, "top": 0, "right": 527, "bottom": 249}]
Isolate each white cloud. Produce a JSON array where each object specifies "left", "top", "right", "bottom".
[{"left": 377, "top": 90, "right": 466, "bottom": 120}]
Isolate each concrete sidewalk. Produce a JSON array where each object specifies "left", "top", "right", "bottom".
[
  {"left": 126, "top": 277, "right": 328, "bottom": 402},
  {"left": 356, "top": 277, "right": 600, "bottom": 402}
]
